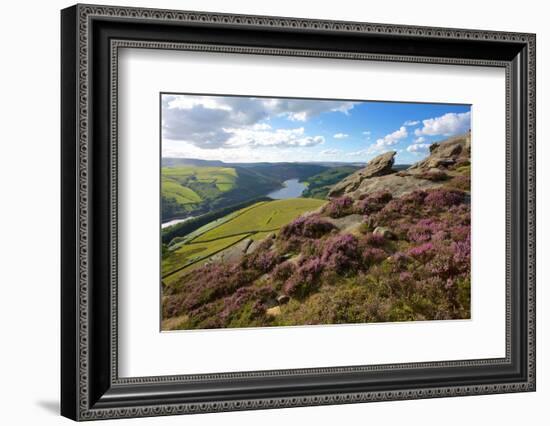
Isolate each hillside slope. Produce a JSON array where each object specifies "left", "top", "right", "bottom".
[
  {"left": 161, "top": 162, "right": 330, "bottom": 221},
  {"left": 302, "top": 166, "right": 360, "bottom": 199},
  {"left": 162, "top": 133, "right": 471, "bottom": 330},
  {"left": 162, "top": 198, "right": 326, "bottom": 287}
]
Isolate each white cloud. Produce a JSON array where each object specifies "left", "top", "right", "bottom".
[
  {"left": 407, "top": 143, "right": 431, "bottom": 153},
  {"left": 346, "top": 150, "right": 370, "bottom": 157},
  {"left": 333, "top": 133, "right": 348, "bottom": 139},
  {"left": 415, "top": 111, "right": 471, "bottom": 137},
  {"left": 162, "top": 94, "right": 356, "bottom": 149},
  {"left": 252, "top": 123, "right": 272, "bottom": 131},
  {"left": 162, "top": 141, "right": 320, "bottom": 163},
  {"left": 347, "top": 147, "right": 391, "bottom": 157},
  {"left": 374, "top": 126, "right": 408, "bottom": 148},
  {"left": 224, "top": 126, "right": 325, "bottom": 148},
  {"left": 321, "top": 149, "right": 342, "bottom": 155},
  {"left": 345, "top": 126, "right": 407, "bottom": 158},
  {"left": 332, "top": 103, "right": 356, "bottom": 115},
  {"left": 414, "top": 136, "right": 426, "bottom": 143},
  {"left": 166, "top": 97, "right": 232, "bottom": 111},
  {"left": 263, "top": 98, "right": 356, "bottom": 122},
  {"left": 404, "top": 120, "right": 420, "bottom": 126},
  {"left": 362, "top": 130, "right": 371, "bottom": 135}
]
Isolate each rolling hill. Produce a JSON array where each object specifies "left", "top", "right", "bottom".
[
  {"left": 161, "top": 161, "right": 330, "bottom": 221},
  {"left": 161, "top": 165, "right": 278, "bottom": 221}
]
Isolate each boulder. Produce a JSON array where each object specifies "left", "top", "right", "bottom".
[
  {"left": 325, "top": 132, "right": 470, "bottom": 201},
  {"left": 328, "top": 151, "right": 396, "bottom": 197},
  {"left": 242, "top": 238, "right": 254, "bottom": 253},
  {"left": 264, "top": 298, "right": 279, "bottom": 309},
  {"left": 266, "top": 306, "right": 282, "bottom": 317},
  {"left": 364, "top": 216, "right": 376, "bottom": 231},
  {"left": 324, "top": 214, "right": 364, "bottom": 231},
  {"left": 277, "top": 295, "right": 290, "bottom": 305},
  {"left": 373, "top": 226, "right": 397, "bottom": 240},
  {"left": 208, "top": 238, "right": 256, "bottom": 264},
  {"left": 408, "top": 132, "right": 470, "bottom": 172},
  {"left": 348, "top": 173, "right": 444, "bottom": 199}
]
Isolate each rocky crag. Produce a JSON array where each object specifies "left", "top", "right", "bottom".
[{"left": 329, "top": 131, "right": 470, "bottom": 199}]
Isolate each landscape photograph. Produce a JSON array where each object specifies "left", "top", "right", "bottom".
[{"left": 160, "top": 93, "right": 472, "bottom": 331}]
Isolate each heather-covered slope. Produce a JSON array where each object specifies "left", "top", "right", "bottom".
[{"left": 161, "top": 132, "right": 471, "bottom": 330}]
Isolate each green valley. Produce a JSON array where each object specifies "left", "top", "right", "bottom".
[{"left": 161, "top": 161, "right": 329, "bottom": 222}]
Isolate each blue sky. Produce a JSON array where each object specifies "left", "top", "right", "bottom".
[{"left": 162, "top": 94, "right": 471, "bottom": 165}]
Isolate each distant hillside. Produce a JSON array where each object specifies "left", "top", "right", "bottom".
[
  {"left": 302, "top": 166, "right": 360, "bottom": 199},
  {"left": 161, "top": 165, "right": 279, "bottom": 221},
  {"left": 162, "top": 158, "right": 227, "bottom": 167},
  {"left": 393, "top": 164, "right": 411, "bottom": 171},
  {"left": 161, "top": 161, "right": 330, "bottom": 222},
  {"left": 163, "top": 157, "right": 352, "bottom": 169},
  {"left": 237, "top": 163, "right": 328, "bottom": 182}
]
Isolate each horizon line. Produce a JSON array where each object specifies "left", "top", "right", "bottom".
[{"left": 161, "top": 157, "right": 413, "bottom": 166}]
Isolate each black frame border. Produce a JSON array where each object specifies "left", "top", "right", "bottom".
[{"left": 61, "top": 4, "right": 536, "bottom": 421}]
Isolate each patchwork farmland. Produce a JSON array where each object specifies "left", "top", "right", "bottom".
[{"left": 162, "top": 198, "right": 325, "bottom": 286}]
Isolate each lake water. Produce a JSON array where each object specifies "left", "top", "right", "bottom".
[
  {"left": 267, "top": 179, "right": 306, "bottom": 199},
  {"left": 162, "top": 179, "right": 305, "bottom": 228},
  {"left": 161, "top": 216, "right": 194, "bottom": 229}
]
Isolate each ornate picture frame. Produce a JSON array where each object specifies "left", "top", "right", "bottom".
[{"left": 61, "top": 4, "right": 535, "bottom": 421}]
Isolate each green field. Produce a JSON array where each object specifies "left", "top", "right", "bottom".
[
  {"left": 163, "top": 234, "right": 248, "bottom": 277},
  {"left": 162, "top": 180, "right": 202, "bottom": 205},
  {"left": 166, "top": 202, "right": 268, "bottom": 248},
  {"left": 162, "top": 166, "right": 237, "bottom": 182},
  {"left": 192, "top": 198, "right": 325, "bottom": 243},
  {"left": 162, "top": 166, "right": 237, "bottom": 200},
  {"left": 161, "top": 166, "right": 238, "bottom": 219},
  {"left": 162, "top": 198, "right": 326, "bottom": 285}
]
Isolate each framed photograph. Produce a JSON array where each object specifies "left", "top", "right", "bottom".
[{"left": 61, "top": 4, "right": 536, "bottom": 421}]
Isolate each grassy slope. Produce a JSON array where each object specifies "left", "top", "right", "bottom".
[
  {"left": 161, "top": 166, "right": 238, "bottom": 219},
  {"left": 162, "top": 166, "right": 236, "bottom": 199},
  {"left": 163, "top": 166, "right": 237, "bottom": 182},
  {"left": 162, "top": 198, "right": 326, "bottom": 285},
  {"left": 168, "top": 202, "right": 267, "bottom": 247},
  {"left": 161, "top": 165, "right": 291, "bottom": 221},
  {"left": 162, "top": 180, "right": 202, "bottom": 205},
  {"left": 193, "top": 198, "right": 325, "bottom": 242},
  {"left": 163, "top": 234, "right": 248, "bottom": 277}
]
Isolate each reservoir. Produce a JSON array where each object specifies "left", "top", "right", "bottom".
[
  {"left": 161, "top": 216, "right": 194, "bottom": 229},
  {"left": 267, "top": 179, "right": 306, "bottom": 199}
]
